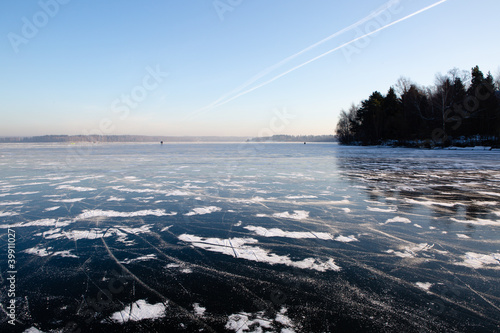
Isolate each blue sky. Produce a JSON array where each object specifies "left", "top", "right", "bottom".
[{"left": 1, "top": 0, "right": 499, "bottom": 137}]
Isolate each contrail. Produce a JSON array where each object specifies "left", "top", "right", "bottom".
[
  {"left": 189, "top": 0, "right": 402, "bottom": 116},
  {"left": 188, "top": 0, "right": 449, "bottom": 116}
]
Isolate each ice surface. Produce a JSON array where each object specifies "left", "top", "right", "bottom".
[
  {"left": 23, "top": 328, "right": 45, "bottom": 333},
  {"left": 3, "top": 143, "right": 500, "bottom": 332}
]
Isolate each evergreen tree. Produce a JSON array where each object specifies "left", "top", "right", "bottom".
[{"left": 382, "top": 87, "right": 403, "bottom": 140}]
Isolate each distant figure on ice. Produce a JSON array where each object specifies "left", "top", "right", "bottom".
[
  {"left": 304, "top": 142, "right": 306, "bottom": 144},
  {"left": 160, "top": 141, "right": 163, "bottom": 145}
]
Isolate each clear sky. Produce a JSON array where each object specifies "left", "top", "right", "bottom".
[{"left": 1, "top": 0, "right": 499, "bottom": 137}]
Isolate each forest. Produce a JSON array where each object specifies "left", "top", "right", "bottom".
[
  {"left": 335, "top": 66, "right": 500, "bottom": 147},
  {"left": 248, "top": 135, "right": 337, "bottom": 142}
]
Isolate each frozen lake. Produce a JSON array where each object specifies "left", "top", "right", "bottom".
[{"left": 1, "top": 142, "right": 500, "bottom": 332}]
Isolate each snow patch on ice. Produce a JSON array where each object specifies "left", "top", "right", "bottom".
[
  {"left": 56, "top": 185, "right": 96, "bottom": 192},
  {"left": 367, "top": 206, "right": 397, "bottom": 213},
  {"left": 193, "top": 303, "right": 206, "bottom": 316},
  {"left": 225, "top": 307, "right": 296, "bottom": 333},
  {"left": 76, "top": 209, "right": 177, "bottom": 219},
  {"left": 404, "top": 198, "right": 457, "bottom": 208},
  {"left": 23, "top": 246, "right": 51, "bottom": 257},
  {"left": 285, "top": 195, "right": 318, "bottom": 199},
  {"left": 121, "top": 254, "right": 157, "bottom": 264},
  {"left": 384, "top": 216, "right": 411, "bottom": 224},
  {"left": 0, "top": 201, "right": 24, "bottom": 206},
  {"left": 107, "top": 196, "right": 125, "bottom": 201},
  {"left": 109, "top": 299, "right": 167, "bottom": 323},
  {"left": 478, "top": 191, "right": 500, "bottom": 197},
  {"left": 0, "top": 211, "right": 19, "bottom": 217},
  {"left": 415, "top": 282, "right": 433, "bottom": 291},
  {"left": 244, "top": 225, "right": 333, "bottom": 240},
  {"left": 451, "top": 217, "right": 500, "bottom": 226},
  {"left": 49, "top": 198, "right": 85, "bottom": 203},
  {"left": 44, "top": 206, "right": 60, "bottom": 211},
  {"left": 178, "top": 234, "right": 340, "bottom": 272},
  {"left": 111, "top": 186, "right": 192, "bottom": 197},
  {"left": 0, "top": 191, "right": 39, "bottom": 197},
  {"left": 257, "top": 210, "right": 309, "bottom": 220},
  {"left": 472, "top": 200, "right": 498, "bottom": 206},
  {"left": 160, "top": 225, "right": 173, "bottom": 232},
  {"left": 184, "top": 206, "right": 221, "bottom": 216},
  {"left": 0, "top": 218, "right": 71, "bottom": 229},
  {"left": 385, "top": 243, "right": 434, "bottom": 258},
  {"left": 457, "top": 252, "right": 500, "bottom": 269},
  {"left": 40, "top": 225, "right": 153, "bottom": 241},
  {"left": 334, "top": 235, "right": 358, "bottom": 243},
  {"left": 23, "top": 246, "right": 78, "bottom": 258},
  {"left": 457, "top": 234, "right": 470, "bottom": 239}
]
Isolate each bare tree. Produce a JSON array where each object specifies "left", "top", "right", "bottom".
[
  {"left": 495, "top": 67, "right": 500, "bottom": 91},
  {"left": 395, "top": 76, "right": 413, "bottom": 97},
  {"left": 447, "top": 67, "right": 470, "bottom": 88},
  {"left": 434, "top": 73, "right": 453, "bottom": 131}
]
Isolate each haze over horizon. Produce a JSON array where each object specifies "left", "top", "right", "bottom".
[{"left": 1, "top": 0, "right": 499, "bottom": 137}]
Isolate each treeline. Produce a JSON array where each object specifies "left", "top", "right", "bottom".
[
  {"left": 248, "top": 134, "right": 337, "bottom": 142},
  {"left": 0, "top": 135, "right": 247, "bottom": 143},
  {"left": 336, "top": 66, "right": 500, "bottom": 147}
]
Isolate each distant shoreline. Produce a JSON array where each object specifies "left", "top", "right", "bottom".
[
  {"left": 0, "top": 134, "right": 337, "bottom": 144},
  {"left": 0, "top": 135, "right": 248, "bottom": 143}
]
